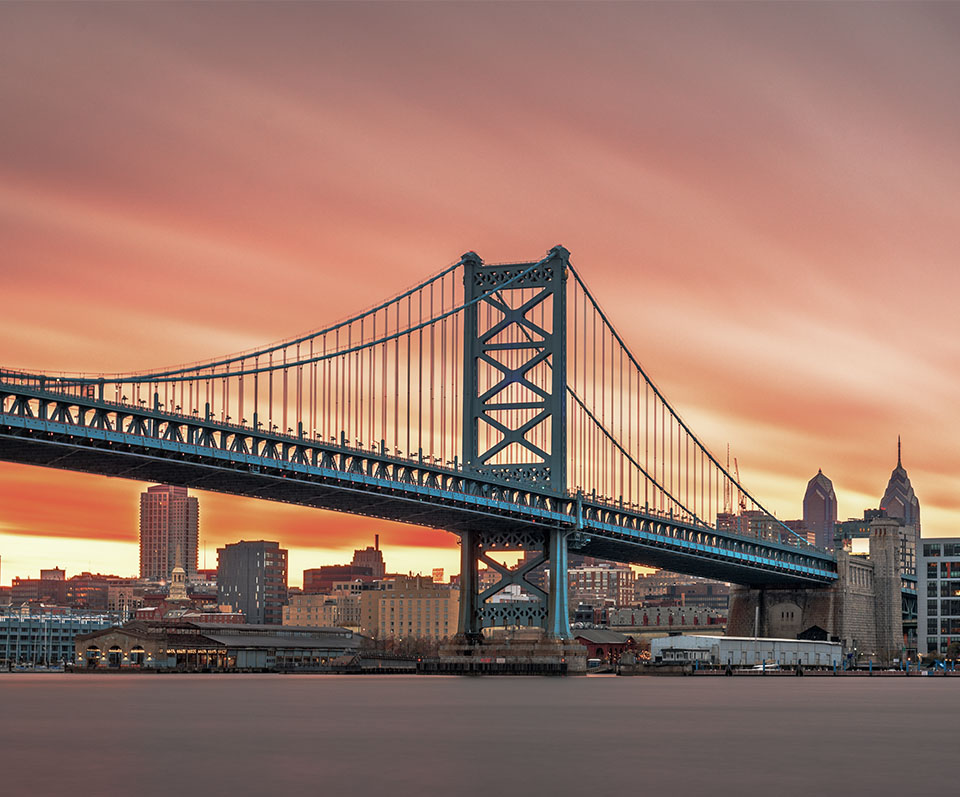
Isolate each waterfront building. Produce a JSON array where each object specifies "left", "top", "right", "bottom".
[
  {"left": 651, "top": 634, "right": 842, "bottom": 667},
  {"left": 359, "top": 576, "right": 458, "bottom": 640},
  {"left": 217, "top": 541, "right": 288, "bottom": 625},
  {"left": 573, "top": 629, "right": 637, "bottom": 661},
  {"left": 75, "top": 620, "right": 360, "bottom": 670},
  {"left": 139, "top": 485, "right": 199, "bottom": 581},
  {"left": 1, "top": 609, "right": 116, "bottom": 667},
  {"left": 918, "top": 537, "right": 960, "bottom": 656},
  {"left": 803, "top": 469, "right": 838, "bottom": 550}
]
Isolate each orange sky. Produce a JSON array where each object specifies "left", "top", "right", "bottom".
[{"left": 2, "top": 3, "right": 959, "bottom": 586}]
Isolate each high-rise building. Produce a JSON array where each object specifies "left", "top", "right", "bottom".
[
  {"left": 880, "top": 437, "right": 921, "bottom": 536},
  {"left": 139, "top": 485, "right": 199, "bottom": 581},
  {"left": 217, "top": 540, "right": 288, "bottom": 624},
  {"left": 803, "top": 469, "right": 838, "bottom": 549}
]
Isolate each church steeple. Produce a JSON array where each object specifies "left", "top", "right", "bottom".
[{"left": 166, "top": 544, "right": 189, "bottom": 603}]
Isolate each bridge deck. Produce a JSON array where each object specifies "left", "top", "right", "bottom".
[{"left": 1, "top": 384, "right": 837, "bottom": 588}]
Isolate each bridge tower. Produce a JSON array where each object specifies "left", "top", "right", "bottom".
[{"left": 457, "top": 246, "right": 571, "bottom": 641}]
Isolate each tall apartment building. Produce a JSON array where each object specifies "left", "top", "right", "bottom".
[
  {"left": 139, "top": 485, "right": 199, "bottom": 581},
  {"left": 918, "top": 538, "right": 960, "bottom": 656},
  {"left": 217, "top": 541, "right": 288, "bottom": 625},
  {"left": 359, "top": 576, "right": 458, "bottom": 640}
]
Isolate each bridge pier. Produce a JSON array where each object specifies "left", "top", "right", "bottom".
[
  {"left": 454, "top": 528, "right": 571, "bottom": 643},
  {"left": 546, "top": 529, "right": 570, "bottom": 639},
  {"left": 457, "top": 529, "right": 481, "bottom": 642}
]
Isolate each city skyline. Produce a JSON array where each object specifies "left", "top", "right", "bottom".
[{"left": 2, "top": 3, "right": 959, "bottom": 582}]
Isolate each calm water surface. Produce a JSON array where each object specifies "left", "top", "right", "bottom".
[{"left": 0, "top": 674, "right": 954, "bottom": 795}]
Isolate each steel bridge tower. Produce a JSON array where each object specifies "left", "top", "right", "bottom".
[{"left": 457, "top": 245, "right": 571, "bottom": 641}]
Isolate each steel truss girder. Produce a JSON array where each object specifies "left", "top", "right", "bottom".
[
  {"left": 461, "top": 247, "right": 568, "bottom": 492},
  {"left": 0, "top": 383, "right": 838, "bottom": 587}
]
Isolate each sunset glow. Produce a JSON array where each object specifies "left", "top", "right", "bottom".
[{"left": 2, "top": 3, "right": 959, "bottom": 584}]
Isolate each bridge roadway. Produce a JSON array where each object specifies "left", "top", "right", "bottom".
[{"left": 0, "top": 382, "right": 838, "bottom": 587}]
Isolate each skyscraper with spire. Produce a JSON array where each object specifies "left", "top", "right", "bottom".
[
  {"left": 880, "top": 436, "right": 921, "bottom": 536},
  {"left": 803, "top": 469, "right": 838, "bottom": 549}
]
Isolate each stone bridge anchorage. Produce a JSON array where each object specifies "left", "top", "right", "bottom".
[{"left": 728, "top": 517, "right": 913, "bottom": 664}]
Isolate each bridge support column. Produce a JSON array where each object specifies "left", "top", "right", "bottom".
[
  {"left": 457, "top": 530, "right": 481, "bottom": 642},
  {"left": 546, "top": 529, "right": 570, "bottom": 639}
]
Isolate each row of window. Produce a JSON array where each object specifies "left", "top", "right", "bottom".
[
  {"left": 927, "top": 562, "right": 960, "bottom": 579},
  {"left": 928, "top": 618, "right": 960, "bottom": 635},
  {"left": 927, "top": 599, "right": 960, "bottom": 617},
  {"left": 923, "top": 543, "right": 960, "bottom": 557},
  {"left": 927, "top": 580, "right": 960, "bottom": 597}
]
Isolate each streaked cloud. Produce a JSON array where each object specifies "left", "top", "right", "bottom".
[{"left": 1, "top": 3, "right": 958, "bottom": 582}]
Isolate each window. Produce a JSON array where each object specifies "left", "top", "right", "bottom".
[
  {"left": 941, "top": 599, "right": 960, "bottom": 616},
  {"left": 941, "top": 581, "right": 960, "bottom": 598},
  {"left": 928, "top": 600, "right": 939, "bottom": 617},
  {"left": 924, "top": 544, "right": 942, "bottom": 557}
]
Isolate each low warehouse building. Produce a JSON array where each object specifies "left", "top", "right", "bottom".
[
  {"left": 75, "top": 620, "right": 362, "bottom": 670},
  {"left": 650, "top": 635, "right": 841, "bottom": 668}
]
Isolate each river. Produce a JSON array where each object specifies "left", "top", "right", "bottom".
[{"left": 0, "top": 674, "right": 952, "bottom": 795}]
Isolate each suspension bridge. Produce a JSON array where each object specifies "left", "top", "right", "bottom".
[{"left": 0, "top": 246, "right": 838, "bottom": 639}]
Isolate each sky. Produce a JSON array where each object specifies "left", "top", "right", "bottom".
[{"left": 1, "top": 2, "right": 959, "bottom": 586}]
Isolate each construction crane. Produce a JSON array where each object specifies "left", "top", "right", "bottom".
[{"left": 734, "top": 457, "right": 746, "bottom": 512}]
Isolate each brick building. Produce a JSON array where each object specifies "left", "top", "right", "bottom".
[{"left": 359, "top": 576, "right": 458, "bottom": 640}]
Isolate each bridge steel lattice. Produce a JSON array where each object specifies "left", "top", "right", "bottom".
[{"left": 0, "top": 246, "right": 838, "bottom": 639}]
